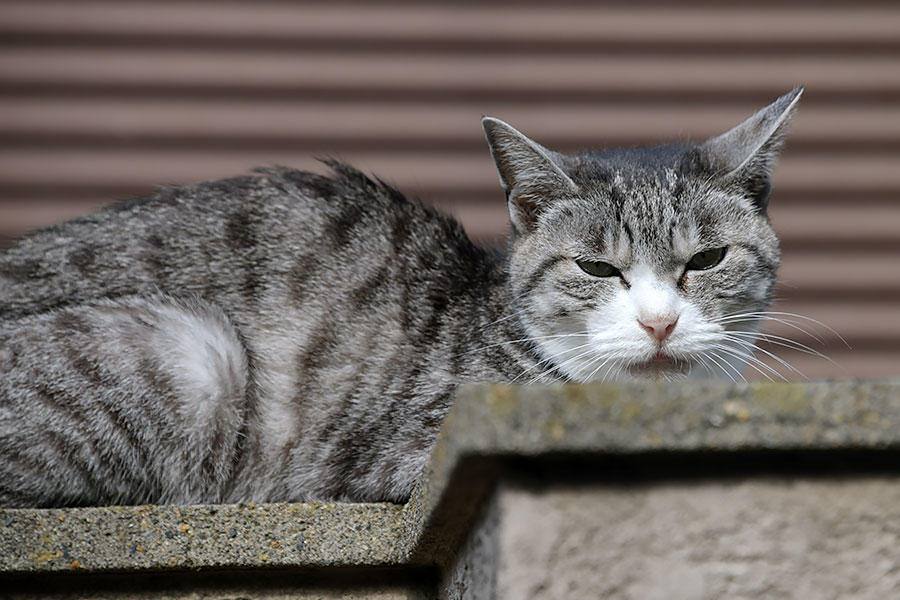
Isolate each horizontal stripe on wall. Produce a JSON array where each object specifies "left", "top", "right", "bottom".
[{"left": 1, "top": 0, "right": 897, "bottom": 380}]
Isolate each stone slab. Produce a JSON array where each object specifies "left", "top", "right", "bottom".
[
  {"left": 0, "top": 502, "right": 404, "bottom": 573},
  {"left": 405, "top": 380, "right": 900, "bottom": 564}
]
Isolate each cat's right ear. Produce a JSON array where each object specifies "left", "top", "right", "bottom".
[{"left": 482, "top": 117, "right": 578, "bottom": 235}]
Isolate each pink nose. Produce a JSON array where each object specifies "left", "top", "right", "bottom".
[{"left": 638, "top": 315, "right": 678, "bottom": 342}]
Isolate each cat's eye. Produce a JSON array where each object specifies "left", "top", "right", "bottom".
[
  {"left": 576, "top": 259, "right": 620, "bottom": 278},
  {"left": 686, "top": 247, "right": 727, "bottom": 271}
]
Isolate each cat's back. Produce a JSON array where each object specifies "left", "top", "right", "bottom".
[{"left": 0, "top": 162, "right": 474, "bottom": 321}]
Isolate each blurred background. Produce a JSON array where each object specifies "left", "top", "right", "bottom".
[{"left": 0, "top": 1, "right": 897, "bottom": 380}]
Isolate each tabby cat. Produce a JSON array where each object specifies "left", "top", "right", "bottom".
[{"left": 0, "top": 89, "right": 801, "bottom": 507}]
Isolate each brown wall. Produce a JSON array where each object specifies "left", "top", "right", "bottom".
[{"left": 1, "top": 1, "right": 898, "bottom": 379}]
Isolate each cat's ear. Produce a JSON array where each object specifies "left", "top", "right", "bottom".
[
  {"left": 700, "top": 87, "right": 803, "bottom": 212},
  {"left": 482, "top": 117, "right": 578, "bottom": 234}
]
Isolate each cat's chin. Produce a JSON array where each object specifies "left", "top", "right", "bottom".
[{"left": 625, "top": 353, "right": 692, "bottom": 381}]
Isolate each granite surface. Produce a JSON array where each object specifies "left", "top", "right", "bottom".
[{"left": 2, "top": 380, "right": 898, "bottom": 574}]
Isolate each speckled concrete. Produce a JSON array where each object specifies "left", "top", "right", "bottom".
[
  {"left": 446, "top": 380, "right": 900, "bottom": 454},
  {"left": 2, "top": 381, "right": 899, "bottom": 588},
  {"left": 495, "top": 477, "right": 900, "bottom": 599},
  {"left": 1, "top": 502, "right": 404, "bottom": 573}
]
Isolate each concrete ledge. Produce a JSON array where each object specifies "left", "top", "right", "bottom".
[
  {"left": 1, "top": 502, "right": 404, "bottom": 573},
  {"left": 3, "top": 381, "right": 900, "bottom": 593},
  {"left": 403, "top": 379, "right": 900, "bottom": 565}
]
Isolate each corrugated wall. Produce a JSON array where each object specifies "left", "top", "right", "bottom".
[{"left": 1, "top": 1, "right": 898, "bottom": 379}]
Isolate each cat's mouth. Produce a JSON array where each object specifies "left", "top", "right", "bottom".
[{"left": 627, "top": 352, "right": 692, "bottom": 380}]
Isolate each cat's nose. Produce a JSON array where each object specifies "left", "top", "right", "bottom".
[{"left": 638, "top": 315, "right": 678, "bottom": 343}]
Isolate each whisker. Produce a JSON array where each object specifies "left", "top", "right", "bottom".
[
  {"left": 476, "top": 310, "right": 526, "bottom": 331},
  {"left": 567, "top": 353, "right": 604, "bottom": 383},
  {"left": 716, "top": 314, "right": 827, "bottom": 345},
  {"left": 723, "top": 336, "right": 807, "bottom": 379},
  {"left": 703, "top": 350, "right": 742, "bottom": 383},
  {"left": 600, "top": 358, "right": 625, "bottom": 384},
  {"left": 472, "top": 294, "right": 539, "bottom": 330},
  {"left": 694, "top": 354, "right": 717, "bottom": 378},
  {"left": 717, "top": 350, "right": 749, "bottom": 383},
  {"left": 469, "top": 289, "right": 540, "bottom": 336},
  {"left": 753, "top": 311, "right": 848, "bottom": 345},
  {"left": 698, "top": 351, "right": 731, "bottom": 382},
  {"left": 717, "top": 310, "right": 849, "bottom": 348},
  {"left": 510, "top": 341, "right": 595, "bottom": 384},
  {"left": 715, "top": 344, "right": 786, "bottom": 381},
  {"left": 726, "top": 331, "right": 836, "bottom": 362},
  {"left": 526, "top": 344, "right": 603, "bottom": 385},
  {"left": 711, "top": 343, "right": 784, "bottom": 382},
  {"left": 453, "top": 332, "right": 591, "bottom": 359},
  {"left": 584, "top": 355, "right": 617, "bottom": 382}
]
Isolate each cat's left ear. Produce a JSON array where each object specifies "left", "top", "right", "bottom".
[
  {"left": 700, "top": 87, "right": 803, "bottom": 212},
  {"left": 482, "top": 117, "right": 578, "bottom": 235}
]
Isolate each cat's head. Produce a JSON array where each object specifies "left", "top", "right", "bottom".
[{"left": 484, "top": 88, "right": 802, "bottom": 382}]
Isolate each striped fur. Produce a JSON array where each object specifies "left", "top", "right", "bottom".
[{"left": 0, "top": 91, "right": 799, "bottom": 507}]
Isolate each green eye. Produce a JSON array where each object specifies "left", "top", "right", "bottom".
[
  {"left": 686, "top": 247, "right": 727, "bottom": 271},
  {"left": 576, "top": 259, "right": 620, "bottom": 278}
]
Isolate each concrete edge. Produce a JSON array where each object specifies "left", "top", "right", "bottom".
[
  {"left": 0, "top": 502, "right": 405, "bottom": 573},
  {"left": 3, "top": 380, "right": 899, "bottom": 573},
  {"left": 400, "top": 380, "right": 900, "bottom": 563}
]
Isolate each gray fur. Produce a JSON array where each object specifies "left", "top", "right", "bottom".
[{"left": 0, "top": 90, "right": 801, "bottom": 507}]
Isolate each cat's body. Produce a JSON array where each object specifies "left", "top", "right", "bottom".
[
  {"left": 0, "top": 166, "right": 533, "bottom": 506},
  {"left": 0, "top": 90, "right": 801, "bottom": 507}
]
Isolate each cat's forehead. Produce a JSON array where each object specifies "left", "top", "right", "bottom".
[
  {"left": 566, "top": 143, "right": 703, "bottom": 186},
  {"left": 568, "top": 152, "right": 706, "bottom": 223},
  {"left": 550, "top": 149, "right": 747, "bottom": 265},
  {"left": 568, "top": 148, "right": 707, "bottom": 216}
]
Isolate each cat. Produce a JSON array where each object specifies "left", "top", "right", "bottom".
[{"left": 0, "top": 88, "right": 801, "bottom": 508}]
